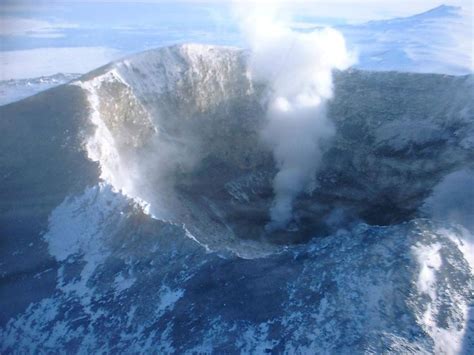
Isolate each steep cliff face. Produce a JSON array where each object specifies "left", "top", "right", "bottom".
[
  {"left": 0, "top": 44, "right": 473, "bottom": 353},
  {"left": 322, "top": 71, "right": 474, "bottom": 225}
]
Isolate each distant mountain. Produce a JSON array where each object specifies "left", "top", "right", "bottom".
[
  {"left": 1, "top": 5, "right": 470, "bottom": 106},
  {"left": 0, "top": 73, "right": 81, "bottom": 106},
  {"left": 339, "top": 5, "right": 473, "bottom": 74}
]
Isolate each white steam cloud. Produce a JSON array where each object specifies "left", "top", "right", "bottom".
[
  {"left": 424, "top": 168, "right": 474, "bottom": 233},
  {"left": 237, "top": 4, "right": 353, "bottom": 230}
]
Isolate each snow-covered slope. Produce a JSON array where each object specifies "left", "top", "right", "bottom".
[
  {"left": 2, "top": 201, "right": 473, "bottom": 353},
  {"left": 0, "top": 44, "right": 473, "bottom": 353},
  {"left": 339, "top": 5, "right": 473, "bottom": 75}
]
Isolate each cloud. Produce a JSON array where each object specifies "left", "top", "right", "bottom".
[
  {"left": 0, "top": 17, "right": 78, "bottom": 38},
  {"left": 423, "top": 169, "right": 474, "bottom": 233}
]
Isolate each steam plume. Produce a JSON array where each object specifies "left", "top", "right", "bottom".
[{"left": 238, "top": 4, "right": 352, "bottom": 230}]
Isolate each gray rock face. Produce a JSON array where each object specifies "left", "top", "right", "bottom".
[{"left": 0, "top": 44, "right": 473, "bottom": 353}]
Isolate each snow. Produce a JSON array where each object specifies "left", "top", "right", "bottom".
[
  {"left": 74, "top": 74, "right": 132, "bottom": 192},
  {"left": 113, "top": 44, "right": 242, "bottom": 102},
  {"left": 155, "top": 286, "right": 185, "bottom": 318},
  {"left": 412, "top": 233, "right": 472, "bottom": 355},
  {"left": 73, "top": 72, "right": 154, "bottom": 215},
  {"left": 236, "top": 323, "right": 278, "bottom": 353},
  {"left": 441, "top": 226, "right": 474, "bottom": 277},
  {"left": 412, "top": 242, "right": 442, "bottom": 300},
  {"left": 3, "top": 216, "right": 473, "bottom": 353},
  {"left": 340, "top": 5, "right": 473, "bottom": 75},
  {"left": 113, "top": 272, "right": 136, "bottom": 296},
  {"left": 43, "top": 183, "right": 127, "bottom": 264},
  {"left": 42, "top": 183, "right": 135, "bottom": 309}
]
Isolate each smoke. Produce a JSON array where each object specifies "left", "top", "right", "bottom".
[
  {"left": 422, "top": 168, "right": 474, "bottom": 271},
  {"left": 423, "top": 168, "right": 474, "bottom": 233},
  {"left": 236, "top": 2, "right": 353, "bottom": 230}
]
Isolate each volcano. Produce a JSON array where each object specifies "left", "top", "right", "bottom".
[{"left": 1, "top": 44, "right": 473, "bottom": 353}]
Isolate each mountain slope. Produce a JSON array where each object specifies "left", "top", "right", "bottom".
[{"left": 339, "top": 5, "right": 473, "bottom": 74}]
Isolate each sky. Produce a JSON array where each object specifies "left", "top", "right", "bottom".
[
  {"left": 0, "top": 0, "right": 472, "bottom": 79},
  {"left": 1, "top": 0, "right": 470, "bottom": 20}
]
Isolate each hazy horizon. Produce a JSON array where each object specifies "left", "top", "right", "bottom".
[{"left": 1, "top": 0, "right": 472, "bottom": 80}]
